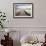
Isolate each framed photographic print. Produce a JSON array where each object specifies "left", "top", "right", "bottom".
[{"left": 13, "top": 3, "right": 33, "bottom": 18}]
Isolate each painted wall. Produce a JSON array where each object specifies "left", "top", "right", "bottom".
[
  {"left": 0, "top": 0, "right": 46, "bottom": 27},
  {"left": 0, "top": 0, "right": 46, "bottom": 46}
]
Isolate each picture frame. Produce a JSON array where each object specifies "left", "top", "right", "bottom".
[{"left": 13, "top": 3, "right": 33, "bottom": 18}]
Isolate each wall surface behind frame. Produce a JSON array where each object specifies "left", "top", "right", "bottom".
[
  {"left": 0, "top": 0, "right": 46, "bottom": 27},
  {"left": 0, "top": 0, "right": 46, "bottom": 46}
]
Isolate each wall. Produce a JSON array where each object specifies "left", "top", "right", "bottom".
[
  {"left": 0, "top": 0, "right": 46, "bottom": 46},
  {"left": 0, "top": 0, "right": 46, "bottom": 27}
]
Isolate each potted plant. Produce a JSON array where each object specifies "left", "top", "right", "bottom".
[{"left": 0, "top": 11, "right": 6, "bottom": 28}]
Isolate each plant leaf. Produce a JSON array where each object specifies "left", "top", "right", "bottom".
[{"left": 3, "top": 16, "right": 6, "bottom": 17}]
